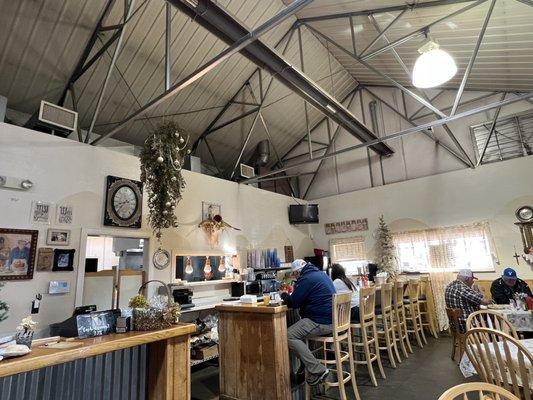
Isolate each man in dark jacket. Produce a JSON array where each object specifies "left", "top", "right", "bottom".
[
  {"left": 491, "top": 267, "right": 532, "bottom": 304},
  {"left": 281, "top": 259, "right": 335, "bottom": 386}
]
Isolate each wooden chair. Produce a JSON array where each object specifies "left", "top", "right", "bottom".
[
  {"left": 464, "top": 328, "right": 533, "bottom": 400},
  {"left": 393, "top": 281, "right": 412, "bottom": 358},
  {"left": 466, "top": 310, "right": 519, "bottom": 339},
  {"left": 404, "top": 280, "right": 427, "bottom": 348},
  {"left": 446, "top": 307, "right": 465, "bottom": 363},
  {"left": 307, "top": 293, "right": 360, "bottom": 400},
  {"left": 376, "top": 283, "right": 401, "bottom": 367},
  {"left": 351, "top": 286, "right": 386, "bottom": 387},
  {"left": 438, "top": 382, "right": 520, "bottom": 400},
  {"left": 418, "top": 276, "right": 439, "bottom": 338}
]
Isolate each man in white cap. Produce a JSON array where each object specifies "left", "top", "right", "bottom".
[
  {"left": 445, "top": 269, "right": 490, "bottom": 332},
  {"left": 281, "top": 259, "right": 335, "bottom": 386}
]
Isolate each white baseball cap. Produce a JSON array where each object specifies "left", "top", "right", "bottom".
[
  {"left": 291, "top": 259, "right": 307, "bottom": 272},
  {"left": 458, "top": 269, "right": 477, "bottom": 280}
]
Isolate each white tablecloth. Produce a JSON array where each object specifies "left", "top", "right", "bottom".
[{"left": 460, "top": 338, "right": 533, "bottom": 387}]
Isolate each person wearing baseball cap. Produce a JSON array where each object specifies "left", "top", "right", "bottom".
[
  {"left": 445, "top": 269, "right": 490, "bottom": 332},
  {"left": 281, "top": 259, "right": 335, "bottom": 386},
  {"left": 490, "top": 267, "right": 532, "bottom": 305}
]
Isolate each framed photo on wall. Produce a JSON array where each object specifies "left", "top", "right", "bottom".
[
  {"left": 46, "top": 228, "right": 71, "bottom": 246},
  {"left": 53, "top": 249, "right": 76, "bottom": 272},
  {"left": 0, "top": 228, "right": 38, "bottom": 280},
  {"left": 202, "top": 202, "right": 221, "bottom": 220},
  {"left": 36, "top": 247, "right": 54, "bottom": 272}
]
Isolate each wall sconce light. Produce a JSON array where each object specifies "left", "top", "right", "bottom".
[
  {"left": 20, "top": 180, "right": 33, "bottom": 190},
  {"left": 185, "top": 256, "right": 193, "bottom": 274},
  {"left": 0, "top": 175, "right": 33, "bottom": 191},
  {"left": 203, "top": 256, "right": 212, "bottom": 273}
]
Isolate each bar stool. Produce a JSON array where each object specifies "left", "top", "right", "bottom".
[
  {"left": 404, "top": 280, "right": 427, "bottom": 348},
  {"left": 351, "top": 286, "right": 385, "bottom": 387},
  {"left": 419, "top": 276, "right": 439, "bottom": 338},
  {"left": 307, "top": 293, "right": 360, "bottom": 400},
  {"left": 392, "top": 281, "right": 412, "bottom": 358},
  {"left": 376, "top": 282, "right": 400, "bottom": 367}
]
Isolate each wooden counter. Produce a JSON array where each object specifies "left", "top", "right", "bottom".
[
  {"left": 216, "top": 303, "right": 291, "bottom": 400},
  {"left": 0, "top": 323, "right": 196, "bottom": 400}
]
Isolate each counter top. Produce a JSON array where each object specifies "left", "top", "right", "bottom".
[
  {"left": 215, "top": 302, "right": 287, "bottom": 314},
  {"left": 0, "top": 323, "right": 196, "bottom": 378}
]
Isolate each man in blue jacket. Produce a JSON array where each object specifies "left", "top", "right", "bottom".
[{"left": 281, "top": 259, "right": 335, "bottom": 385}]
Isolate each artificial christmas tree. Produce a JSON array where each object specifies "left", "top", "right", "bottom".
[{"left": 375, "top": 215, "right": 398, "bottom": 278}]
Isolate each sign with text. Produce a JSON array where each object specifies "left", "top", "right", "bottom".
[{"left": 325, "top": 218, "right": 368, "bottom": 235}]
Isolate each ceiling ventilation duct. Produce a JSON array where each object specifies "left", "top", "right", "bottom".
[{"left": 247, "top": 140, "right": 270, "bottom": 167}]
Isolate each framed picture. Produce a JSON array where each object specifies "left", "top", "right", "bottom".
[
  {"left": 31, "top": 201, "right": 52, "bottom": 224},
  {"left": 202, "top": 202, "right": 221, "bottom": 220},
  {"left": 36, "top": 247, "right": 54, "bottom": 271},
  {"left": 46, "top": 228, "right": 71, "bottom": 246},
  {"left": 53, "top": 249, "right": 75, "bottom": 272},
  {"left": 56, "top": 204, "right": 73, "bottom": 225},
  {"left": 0, "top": 228, "right": 38, "bottom": 280}
]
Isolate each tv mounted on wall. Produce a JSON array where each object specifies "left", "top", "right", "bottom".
[{"left": 289, "top": 204, "right": 319, "bottom": 224}]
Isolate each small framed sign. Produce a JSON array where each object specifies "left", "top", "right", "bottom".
[
  {"left": 56, "top": 204, "right": 73, "bottom": 225},
  {"left": 31, "top": 201, "right": 52, "bottom": 224},
  {"left": 36, "top": 247, "right": 54, "bottom": 272}
]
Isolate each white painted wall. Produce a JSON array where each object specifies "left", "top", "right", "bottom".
[
  {"left": 287, "top": 87, "right": 533, "bottom": 199},
  {"left": 311, "top": 155, "right": 533, "bottom": 280},
  {"left": 0, "top": 123, "right": 313, "bottom": 336}
]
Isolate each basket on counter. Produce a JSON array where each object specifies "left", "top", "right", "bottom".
[{"left": 131, "top": 280, "right": 180, "bottom": 331}]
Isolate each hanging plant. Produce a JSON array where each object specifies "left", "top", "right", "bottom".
[
  {"left": 140, "top": 121, "right": 189, "bottom": 241},
  {"left": 198, "top": 214, "right": 240, "bottom": 247}
]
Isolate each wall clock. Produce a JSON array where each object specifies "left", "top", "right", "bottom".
[
  {"left": 153, "top": 249, "right": 171, "bottom": 270},
  {"left": 104, "top": 175, "right": 143, "bottom": 228}
]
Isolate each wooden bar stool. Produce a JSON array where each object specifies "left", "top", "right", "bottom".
[
  {"left": 418, "top": 276, "right": 439, "bottom": 338},
  {"left": 351, "top": 286, "right": 386, "bottom": 387},
  {"left": 307, "top": 293, "right": 360, "bottom": 400},
  {"left": 376, "top": 282, "right": 400, "bottom": 367},
  {"left": 404, "top": 280, "right": 427, "bottom": 348},
  {"left": 392, "top": 281, "right": 412, "bottom": 358}
]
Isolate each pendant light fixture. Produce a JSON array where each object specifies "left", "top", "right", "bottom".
[
  {"left": 412, "top": 39, "right": 457, "bottom": 89},
  {"left": 218, "top": 256, "right": 226, "bottom": 272},
  {"left": 204, "top": 256, "right": 212, "bottom": 273},
  {"left": 185, "top": 256, "right": 193, "bottom": 274}
]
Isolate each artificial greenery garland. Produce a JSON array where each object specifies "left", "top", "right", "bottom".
[{"left": 140, "top": 122, "right": 189, "bottom": 241}]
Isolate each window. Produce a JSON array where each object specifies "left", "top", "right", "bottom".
[
  {"left": 330, "top": 237, "right": 367, "bottom": 275},
  {"left": 393, "top": 222, "right": 495, "bottom": 273}
]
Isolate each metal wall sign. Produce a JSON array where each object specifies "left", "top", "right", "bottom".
[{"left": 325, "top": 218, "right": 368, "bottom": 235}]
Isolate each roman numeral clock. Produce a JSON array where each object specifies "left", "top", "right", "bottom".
[{"left": 104, "top": 176, "right": 143, "bottom": 228}]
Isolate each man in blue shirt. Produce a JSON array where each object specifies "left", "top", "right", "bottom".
[
  {"left": 281, "top": 259, "right": 335, "bottom": 386},
  {"left": 8, "top": 240, "right": 30, "bottom": 272}
]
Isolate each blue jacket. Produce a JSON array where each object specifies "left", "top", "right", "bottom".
[{"left": 281, "top": 263, "right": 335, "bottom": 325}]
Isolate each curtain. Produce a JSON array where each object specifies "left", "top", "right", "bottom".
[
  {"left": 330, "top": 236, "right": 366, "bottom": 263},
  {"left": 429, "top": 271, "right": 455, "bottom": 330}
]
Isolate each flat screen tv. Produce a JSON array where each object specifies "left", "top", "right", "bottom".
[{"left": 289, "top": 204, "right": 319, "bottom": 224}]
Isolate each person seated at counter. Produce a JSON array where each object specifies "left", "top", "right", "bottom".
[
  {"left": 281, "top": 259, "right": 335, "bottom": 386},
  {"left": 330, "top": 263, "right": 359, "bottom": 323},
  {"left": 490, "top": 267, "right": 532, "bottom": 304}
]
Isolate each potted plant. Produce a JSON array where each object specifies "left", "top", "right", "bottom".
[{"left": 15, "top": 316, "right": 37, "bottom": 348}]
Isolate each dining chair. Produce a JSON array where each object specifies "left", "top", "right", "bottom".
[
  {"left": 306, "top": 292, "right": 360, "bottom": 400},
  {"left": 351, "top": 286, "right": 386, "bottom": 387},
  {"left": 418, "top": 276, "right": 439, "bottom": 338},
  {"left": 376, "top": 283, "right": 400, "bottom": 367},
  {"left": 404, "top": 280, "right": 427, "bottom": 347},
  {"left": 393, "top": 281, "right": 411, "bottom": 358},
  {"left": 446, "top": 307, "right": 465, "bottom": 363},
  {"left": 437, "top": 382, "right": 520, "bottom": 400},
  {"left": 464, "top": 327, "right": 533, "bottom": 400},
  {"left": 466, "top": 309, "right": 519, "bottom": 339}
]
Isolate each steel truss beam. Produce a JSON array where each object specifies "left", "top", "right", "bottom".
[
  {"left": 170, "top": 0, "right": 393, "bottom": 156},
  {"left": 476, "top": 93, "right": 506, "bottom": 166},
  {"left": 299, "top": 0, "right": 478, "bottom": 22},
  {"left": 242, "top": 92, "right": 533, "bottom": 184},
  {"left": 91, "top": 0, "right": 312, "bottom": 145}
]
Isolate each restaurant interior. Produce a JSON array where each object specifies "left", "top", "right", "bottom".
[{"left": 0, "top": 0, "right": 533, "bottom": 399}]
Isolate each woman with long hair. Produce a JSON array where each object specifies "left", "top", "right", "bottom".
[{"left": 330, "top": 263, "right": 360, "bottom": 323}]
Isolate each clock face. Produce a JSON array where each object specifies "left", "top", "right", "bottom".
[
  {"left": 104, "top": 176, "right": 143, "bottom": 228},
  {"left": 113, "top": 186, "right": 138, "bottom": 220}
]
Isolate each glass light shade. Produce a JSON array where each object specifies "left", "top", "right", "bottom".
[
  {"left": 218, "top": 256, "right": 226, "bottom": 272},
  {"left": 185, "top": 256, "right": 193, "bottom": 274},
  {"left": 204, "top": 256, "right": 212, "bottom": 273},
  {"left": 412, "top": 48, "right": 457, "bottom": 88}
]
